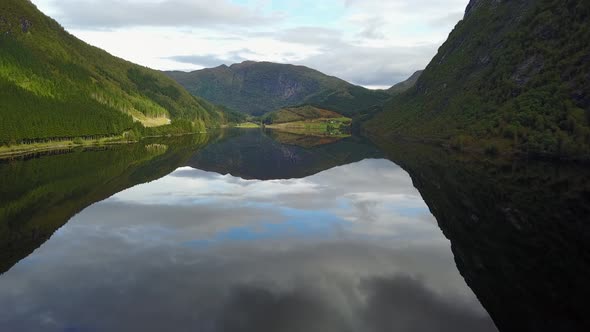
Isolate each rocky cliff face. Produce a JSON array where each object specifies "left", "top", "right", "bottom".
[
  {"left": 228, "top": 61, "right": 310, "bottom": 99},
  {"left": 464, "top": 0, "right": 502, "bottom": 17},
  {"left": 0, "top": 15, "right": 31, "bottom": 35}
]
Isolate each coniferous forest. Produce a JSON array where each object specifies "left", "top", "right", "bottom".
[{"left": 0, "top": 0, "right": 227, "bottom": 146}]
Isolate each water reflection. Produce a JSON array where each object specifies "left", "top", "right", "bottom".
[
  {"left": 0, "top": 159, "right": 496, "bottom": 331},
  {"left": 0, "top": 135, "right": 210, "bottom": 274},
  {"left": 189, "top": 129, "right": 383, "bottom": 180},
  {"left": 0, "top": 129, "right": 381, "bottom": 274},
  {"left": 376, "top": 139, "right": 590, "bottom": 331}
]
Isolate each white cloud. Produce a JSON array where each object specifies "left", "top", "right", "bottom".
[
  {"left": 33, "top": 0, "right": 279, "bottom": 28},
  {"left": 30, "top": 0, "right": 469, "bottom": 86},
  {"left": 298, "top": 43, "right": 437, "bottom": 86}
]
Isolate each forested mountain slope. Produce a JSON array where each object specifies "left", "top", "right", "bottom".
[
  {"left": 166, "top": 61, "right": 390, "bottom": 116},
  {"left": 366, "top": 0, "right": 590, "bottom": 159},
  {"left": 0, "top": 0, "right": 226, "bottom": 145}
]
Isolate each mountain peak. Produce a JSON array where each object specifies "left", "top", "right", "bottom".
[
  {"left": 166, "top": 62, "right": 390, "bottom": 116},
  {"left": 229, "top": 60, "right": 259, "bottom": 69}
]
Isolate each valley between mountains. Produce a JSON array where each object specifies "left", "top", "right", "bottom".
[{"left": 1, "top": 0, "right": 589, "bottom": 160}]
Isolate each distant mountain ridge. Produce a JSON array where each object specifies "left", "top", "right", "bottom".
[
  {"left": 387, "top": 70, "right": 423, "bottom": 95},
  {"left": 165, "top": 61, "right": 390, "bottom": 116},
  {"left": 0, "top": 0, "right": 225, "bottom": 145}
]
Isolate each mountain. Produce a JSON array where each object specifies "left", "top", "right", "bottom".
[
  {"left": 366, "top": 0, "right": 590, "bottom": 159},
  {"left": 386, "top": 70, "right": 423, "bottom": 95},
  {"left": 0, "top": 0, "right": 226, "bottom": 146},
  {"left": 165, "top": 61, "right": 390, "bottom": 116}
]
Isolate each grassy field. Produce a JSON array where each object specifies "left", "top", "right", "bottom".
[
  {"left": 263, "top": 105, "right": 346, "bottom": 124},
  {"left": 128, "top": 109, "right": 172, "bottom": 127},
  {"left": 265, "top": 117, "right": 352, "bottom": 136},
  {"left": 262, "top": 105, "right": 352, "bottom": 136},
  {"left": 235, "top": 122, "right": 261, "bottom": 128}
]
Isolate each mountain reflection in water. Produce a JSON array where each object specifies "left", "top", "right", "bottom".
[
  {"left": 2, "top": 129, "right": 589, "bottom": 331},
  {"left": 0, "top": 134, "right": 496, "bottom": 331}
]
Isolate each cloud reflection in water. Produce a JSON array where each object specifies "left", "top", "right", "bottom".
[{"left": 0, "top": 159, "right": 496, "bottom": 332}]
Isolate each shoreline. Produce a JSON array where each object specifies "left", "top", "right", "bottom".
[
  {"left": 0, "top": 131, "right": 210, "bottom": 160},
  {"left": 0, "top": 139, "right": 137, "bottom": 160},
  {"left": 364, "top": 131, "right": 590, "bottom": 164}
]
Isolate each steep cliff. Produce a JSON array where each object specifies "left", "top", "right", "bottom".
[{"left": 367, "top": 0, "right": 590, "bottom": 159}]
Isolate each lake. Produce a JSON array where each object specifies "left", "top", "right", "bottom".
[{"left": 1, "top": 129, "right": 589, "bottom": 331}]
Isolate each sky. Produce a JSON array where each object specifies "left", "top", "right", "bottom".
[{"left": 30, "top": 0, "right": 469, "bottom": 89}]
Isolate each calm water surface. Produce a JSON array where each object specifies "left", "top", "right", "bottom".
[
  {"left": 1, "top": 129, "right": 589, "bottom": 331},
  {"left": 0, "top": 157, "right": 495, "bottom": 331}
]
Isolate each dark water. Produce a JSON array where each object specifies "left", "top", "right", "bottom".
[{"left": 1, "top": 129, "right": 589, "bottom": 331}]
